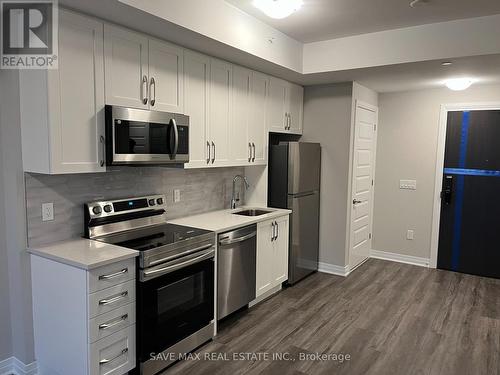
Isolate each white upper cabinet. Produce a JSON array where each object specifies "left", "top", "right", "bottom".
[
  {"left": 249, "top": 71, "right": 269, "bottom": 164},
  {"left": 231, "top": 66, "right": 252, "bottom": 164},
  {"left": 104, "top": 26, "right": 184, "bottom": 112},
  {"left": 288, "top": 83, "right": 304, "bottom": 134},
  {"left": 184, "top": 50, "right": 210, "bottom": 168},
  {"left": 20, "top": 10, "right": 106, "bottom": 174},
  {"left": 267, "top": 78, "right": 303, "bottom": 134},
  {"left": 208, "top": 59, "right": 232, "bottom": 166},
  {"left": 267, "top": 77, "right": 288, "bottom": 133},
  {"left": 104, "top": 25, "right": 148, "bottom": 109},
  {"left": 148, "top": 39, "right": 184, "bottom": 113}
]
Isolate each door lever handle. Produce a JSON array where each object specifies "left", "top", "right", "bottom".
[{"left": 353, "top": 199, "right": 362, "bottom": 205}]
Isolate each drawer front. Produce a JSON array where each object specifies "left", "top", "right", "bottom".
[
  {"left": 89, "top": 303, "right": 136, "bottom": 343},
  {"left": 88, "top": 259, "right": 136, "bottom": 293},
  {"left": 89, "top": 280, "right": 136, "bottom": 318},
  {"left": 89, "top": 325, "right": 136, "bottom": 375}
]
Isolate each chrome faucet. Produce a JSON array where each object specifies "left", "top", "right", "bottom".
[{"left": 231, "top": 175, "right": 250, "bottom": 209}]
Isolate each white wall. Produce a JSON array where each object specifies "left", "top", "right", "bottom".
[
  {"left": 0, "top": 70, "right": 35, "bottom": 364},
  {"left": 301, "top": 83, "right": 353, "bottom": 266},
  {"left": 373, "top": 83, "right": 500, "bottom": 260},
  {"left": 303, "top": 14, "right": 500, "bottom": 74}
]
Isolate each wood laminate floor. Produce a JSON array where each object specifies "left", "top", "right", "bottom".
[{"left": 161, "top": 259, "right": 500, "bottom": 375}]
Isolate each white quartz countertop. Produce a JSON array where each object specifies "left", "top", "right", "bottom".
[
  {"left": 168, "top": 206, "right": 292, "bottom": 233},
  {"left": 27, "top": 238, "right": 139, "bottom": 270}
]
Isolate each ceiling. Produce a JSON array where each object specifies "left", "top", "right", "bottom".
[
  {"left": 299, "top": 54, "right": 500, "bottom": 92},
  {"left": 227, "top": 0, "right": 500, "bottom": 42}
]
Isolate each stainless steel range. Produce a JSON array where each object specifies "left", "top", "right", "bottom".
[{"left": 85, "top": 195, "right": 215, "bottom": 375}]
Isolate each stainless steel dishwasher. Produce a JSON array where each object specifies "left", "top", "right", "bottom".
[{"left": 217, "top": 224, "right": 257, "bottom": 320}]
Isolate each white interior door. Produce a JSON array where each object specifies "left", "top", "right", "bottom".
[{"left": 349, "top": 101, "right": 378, "bottom": 269}]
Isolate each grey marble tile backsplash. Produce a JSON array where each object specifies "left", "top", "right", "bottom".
[{"left": 25, "top": 166, "right": 244, "bottom": 247}]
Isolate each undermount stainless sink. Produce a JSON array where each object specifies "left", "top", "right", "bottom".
[{"left": 232, "top": 209, "right": 273, "bottom": 217}]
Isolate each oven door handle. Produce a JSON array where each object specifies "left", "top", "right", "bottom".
[
  {"left": 147, "top": 243, "right": 214, "bottom": 267},
  {"left": 142, "top": 249, "right": 214, "bottom": 280}
]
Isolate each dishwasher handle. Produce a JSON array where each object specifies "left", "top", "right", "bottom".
[{"left": 219, "top": 231, "right": 256, "bottom": 246}]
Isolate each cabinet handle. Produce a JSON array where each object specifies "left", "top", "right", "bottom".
[
  {"left": 271, "top": 222, "right": 275, "bottom": 242},
  {"left": 98, "top": 268, "right": 128, "bottom": 280},
  {"left": 275, "top": 221, "right": 279, "bottom": 240},
  {"left": 284, "top": 113, "right": 287, "bottom": 129},
  {"left": 211, "top": 141, "right": 215, "bottom": 164},
  {"left": 150, "top": 77, "right": 156, "bottom": 106},
  {"left": 99, "top": 314, "right": 128, "bottom": 330},
  {"left": 99, "top": 135, "right": 105, "bottom": 167},
  {"left": 142, "top": 75, "right": 148, "bottom": 105},
  {"left": 98, "top": 291, "right": 128, "bottom": 306},
  {"left": 206, "top": 141, "right": 211, "bottom": 164},
  {"left": 288, "top": 113, "right": 291, "bottom": 130},
  {"left": 252, "top": 143, "right": 256, "bottom": 162},
  {"left": 248, "top": 142, "right": 252, "bottom": 162},
  {"left": 99, "top": 348, "right": 128, "bottom": 365}
]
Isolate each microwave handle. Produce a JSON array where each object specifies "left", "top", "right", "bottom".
[{"left": 170, "top": 118, "right": 178, "bottom": 159}]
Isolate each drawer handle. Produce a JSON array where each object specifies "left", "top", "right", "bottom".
[
  {"left": 98, "top": 268, "right": 128, "bottom": 280},
  {"left": 99, "top": 348, "right": 128, "bottom": 366},
  {"left": 98, "top": 291, "right": 128, "bottom": 306},
  {"left": 99, "top": 314, "right": 128, "bottom": 330}
]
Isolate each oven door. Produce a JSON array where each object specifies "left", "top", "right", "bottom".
[
  {"left": 137, "top": 250, "right": 214, "bottom": 361},
  {"left": 105, "top": 106, "right": 189, "bottom": 165}
]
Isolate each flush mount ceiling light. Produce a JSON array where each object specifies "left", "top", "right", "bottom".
[
  {"left": 252, "top": 0, "right": 303, "bottom": 19},
  {"left": 445, "top": 78, "right": 474, "bottom": 91},
  {"left": 441, "top": 61, "right": 453, "bottom": 66}
]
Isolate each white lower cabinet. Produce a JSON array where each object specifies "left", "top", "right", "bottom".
[
  {"left": 256, "top": 215, "right": 290, "bottom": 297},
  {"left": 31, "top": 256, "right": 137, "bottom": 375}
]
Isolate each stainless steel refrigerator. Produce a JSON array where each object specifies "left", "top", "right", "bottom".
[{"left": 268, "top": 142, "right": 321, "bottom": 284}]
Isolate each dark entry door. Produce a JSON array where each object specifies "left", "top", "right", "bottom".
[{"left": 438, "top": 110, "right": 500, "bottom": 278}]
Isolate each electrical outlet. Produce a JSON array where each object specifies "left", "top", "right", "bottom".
[
  {"left": 400, "top": 180, "right": 417, "bottom": 190},
  {"left": 173, "top": 189, "right": 181, "bottom": 203},
  {"left": 42, "top": 203, "right": 54, "bottom": 221},
  {"left": 407, "top": 230, "right": 414, "bottom": 240}
]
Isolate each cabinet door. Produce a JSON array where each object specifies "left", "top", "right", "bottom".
[
  {"left": 231, "top": 66, "right": 251, "bottom": 165},
  {"left": 48, "top": 10, "right": 106, "bottom": 173},
  {"left": 148, "top": 39, "right": 184, "bottom": 113},
  {"left": 267, "top": 77, "right": 288, "bottom": 133},
  {"left": 104, "top": 24, "right": 148, "bottom": 108},
  {"left": 249, "top": 71, "right": 269, "bottom": 164},
  {"left": 184, "top": 51, "right": 210, "bottom": 168},
  {"left": 288, "top": 83, "right": 304, "bottom": 134},
  {"left": 256, "top": 220, "right": 274, "bottom": 297},
  {"left": 273, "top": 216, "right": 289, "bottom": 284},
  {"left": 208, "top": 59, "right": 232, "bottom": 166}
]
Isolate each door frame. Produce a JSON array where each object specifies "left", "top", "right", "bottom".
[
  {"left": 346, "top": 100, "right": 379, "bottom": 270},
  {"left": 429, "top": 102, "right": 500, "bottom": 268}
]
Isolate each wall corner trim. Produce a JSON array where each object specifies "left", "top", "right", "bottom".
[
  {"left": 318, "top": 262, "right": 350, "bottom": 277},
  {"left": 0, "top": 357, "right": 37, "bottom": 375},
  {"left": 370, "top": 249, "right": 430, "bottom": 268}
]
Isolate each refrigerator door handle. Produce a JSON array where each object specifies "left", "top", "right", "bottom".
[{"left": 290, "top": 190, "right": 317, "bottom": 198}]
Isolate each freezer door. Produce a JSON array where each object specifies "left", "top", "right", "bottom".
[
  {"left": 288, "top": 192, "right": 320, "bottom": 284},
  {"left": 288, "top": 142, "right": 321, "bottom": 194}
]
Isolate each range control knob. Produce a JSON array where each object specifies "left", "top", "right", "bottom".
[
  {"left": 92, "top": 206, "right": 102, "bottom": 215},
  {"left": 148, "top": 199, "right": 156, "bottom": 206},
  {"left": 156, "top": 198, "right": 164, "bottom": 205},
  {"left": 103, "top": 205, "right": 113, "bottom": 213}
]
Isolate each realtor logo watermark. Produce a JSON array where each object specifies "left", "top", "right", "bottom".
[{"left": 1, "top": 0, "right": 58, "bottom": 69}]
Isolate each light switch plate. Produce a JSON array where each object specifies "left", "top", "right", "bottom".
[
  {"left": 407, "top": 230, "right": 414, "bottom": 240},
  {"left": 400, "top": 179, "right": 417, "bottom": 190},
  {"left": 42, "top": 203, "right": 54, "bottom": 221},
  {"left": 173, "top": 189, "right": 181, "bottom": 203}
]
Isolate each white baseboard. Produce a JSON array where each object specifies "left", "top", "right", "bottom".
[
  {"left": 318, "top": 262, "right": 350, "bottom": 277},
  {"left": 0, "top": 357, "right": 37, "bottom": 375},
  {"left": 370, "top": 249, "right": 430, "bottom": 268}
]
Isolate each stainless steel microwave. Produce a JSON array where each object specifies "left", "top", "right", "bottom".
[{"left": 105, "top": 105, "right": 189, "bottom": 165}]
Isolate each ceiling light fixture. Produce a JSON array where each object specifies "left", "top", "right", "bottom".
[
  {"left": 252, "top": 0, "right": 303, "bottom": 19},
  {"left": 445, "top": 78, "right": 474, "bottom": 91}
]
